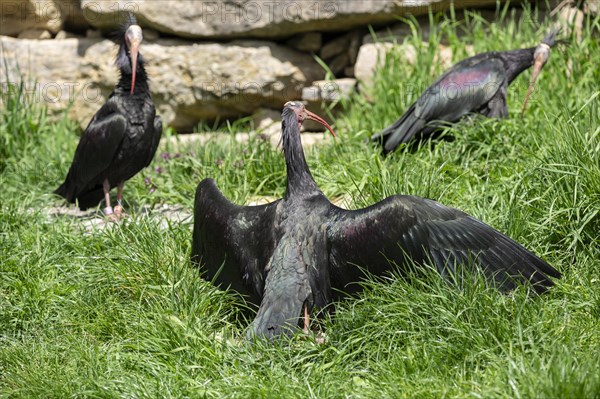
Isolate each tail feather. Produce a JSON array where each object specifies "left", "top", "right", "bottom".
[
  {"left": 372, "top": 104, "right": 426, "bottom": 153},
  {"left": 54, "top": 181, "right": 70, "bottom": 200},
  {"left": 75, "top": 186, "right": 105, "bottom": 210},
  {"left": 54, "top": 171, "right": 76, "bottom": 203},
  {"left": 247, "top": 239, "right": 311, "bottom": 341},
  {"left": 54, "top": 176, "right": 104, "bottom": 210}
]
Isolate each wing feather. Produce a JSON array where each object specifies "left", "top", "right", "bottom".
[
  {"left": 191, "top": 178, "right": 280, "bottom": 304},
  {"left": 374, "top": 55, "right": 507, "bottom": 151},
  {"left": 73, "top": 108, "right": 127, "bottom": 184},
  {"left": 143, "top": 114, "right": 162, "bottom": 167},
  {"left": 415, "top": 57, "right": 505, "bottom": 122},
  {"left": 326, "top": 195, "right": 560, "bottom": 294}
]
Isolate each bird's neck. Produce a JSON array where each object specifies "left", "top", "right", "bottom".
[
  {"left": 116, "top": 64, "right": 150, "bottom": 96},
  {"left": 502, "top": 47, "right": 536, "bottom": 84},
  {"left": 115, "top": 46, "right": 150, "bottom": 96},
  {"left": 282, "top": 120, "right": 321, "bottom": 199}
]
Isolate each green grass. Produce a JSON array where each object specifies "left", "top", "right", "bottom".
[{"left": 2, "top": 5, "right": 600, "bottom": 398}]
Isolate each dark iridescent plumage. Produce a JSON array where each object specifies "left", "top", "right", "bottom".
[
  {"left": 192, "top": 102, "right": 560, "bottom": 340},
  {"left": 55, "top": 16, "right": 162, "bottom": 213},
  {"left": 373, "top": 30, "right": 558, "bottom": 153}
]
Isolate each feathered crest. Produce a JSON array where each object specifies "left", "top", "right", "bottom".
[
  {"left": 123, "top": 12, "right": 137, "bottom": 28},
  {"left": 542, "top": 27, "right": 560, "bottom": 47},
  {"left": 111, "top": 11, "right": 147, "bottom": 92},
  {"left": 110, "top": 12, "right": 138, "bottom": 44}
]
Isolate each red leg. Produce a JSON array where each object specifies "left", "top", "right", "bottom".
[{"left": 303, "top": 304, "right": 310, "bottom": 334}]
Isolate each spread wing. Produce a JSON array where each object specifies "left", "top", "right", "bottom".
[
  {"left": 191, "top": 178, "right": 280, "bottom": 304},
  {"left": 326, "top": 195, "right": 560, "bottom": 295},
  {"left": 67, "top": 100, "right": 128, "bottom": 190}
]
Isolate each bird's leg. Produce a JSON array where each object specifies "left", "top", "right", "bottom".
[
  {"left": 114, "top": 181, "right": 125, "bottom": 217},
  {"left": 102, "top": 179, "right": 114, "bottom": 217},
  {"left": 303, "top": 303, "right": 310, "bottom": 334},
  {"left": 301, "top": 304, "right": 326, "bottom": 344}
]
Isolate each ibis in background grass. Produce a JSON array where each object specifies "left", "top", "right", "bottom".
[
  {"left": 191, "top": 102, "right": 560, "bottom": 341},
  {"left": 55, "top": 14, "right": 162, "bottom": 218},
  {"left": 372, "top": 30, "right": 559, "bottom": 153}
]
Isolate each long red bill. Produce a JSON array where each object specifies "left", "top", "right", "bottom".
[
  {"left": 129, "top": 42, "right": 139, "bottom": 95},
  {"left": 304, "top": 110, "right": 336, "bottom": 137},
  {"left": 521, "top": 58, "right": 544, "bottom": 114}
]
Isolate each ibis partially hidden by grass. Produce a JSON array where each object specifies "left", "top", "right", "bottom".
[{"left": 1, "top": 6, "right": 600, "bottom": 399}]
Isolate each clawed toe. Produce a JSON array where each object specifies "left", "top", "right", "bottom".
[
  {"left": 103, "top": 206, "right": 118, "bottom": 222},
  {"left": 314, "top": 333, "right": 326, "bottom": 344},
  {"left": 114, "top": 204, "right": 126, "bottom": 218},
  {"left": 104, "top": 205, "right": 127, "bottom": 221}
]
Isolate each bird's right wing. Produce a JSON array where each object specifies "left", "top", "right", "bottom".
[
  {"left": 67, "top": 101, "right": 128, "bottom": 188},
  {"left": 191, "top": 178, "right": 280, "bottom": 304},
  {"left": 326, "top": 195, "right": 560, "bottom": 295}
]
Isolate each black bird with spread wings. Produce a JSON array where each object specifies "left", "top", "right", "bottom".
[
  {"left": 55, "top": 15, "right": 162, "bottom": 217},
  {"left": 372, "top": 30, "right": 559, "bottom": 153},
  {"left": 192, "top": 102, "right": 560, "bottom": 340}
]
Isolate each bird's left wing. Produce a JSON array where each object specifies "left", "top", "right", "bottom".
[
  {"left": 143, "top": 114, "right": 162, "bottom": 167},
  {"left": 191, "top": 178, "right": 281, "bottom": 304},
  {"left": 326, "top": 195, "right": 560, "bottom": 295},
  {"left": 67, "top": 102, "right": 128, "bottom": 189},
  {"left": 414, "top": 57, "right": 506, "bottom": 123}
]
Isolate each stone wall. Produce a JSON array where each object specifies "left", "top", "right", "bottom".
[{"left": 0, "top": 0, "right": 587, "bottom": 131}]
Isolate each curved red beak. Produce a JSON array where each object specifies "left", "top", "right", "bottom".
[
  {"left": 125, "top": 25, "right": 143, "bottom": 95},
  {"left": 303, "top": 109, "right": 336, "bottom": 138},
  {"left": 129, "top": 40, "right": 140, "bottom": 95},
  {"left": 522, "top": 44, "right": 550, "bottom": 114}
]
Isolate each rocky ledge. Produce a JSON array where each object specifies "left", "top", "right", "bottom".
[{"left": 1, "top": 0, "right": 586, "bottom": 131}]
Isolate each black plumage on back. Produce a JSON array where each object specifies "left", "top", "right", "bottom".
[
  {"left": 192, "top": 102, "right": 560, "bottom": 341},
  {"left": 372, "top": 30, "right": 559, "bottom": 153},
  {"left": 55, "top": 14, "right": 162, "bottom": 215}
]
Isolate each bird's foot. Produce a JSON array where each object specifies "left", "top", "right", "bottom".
[
  {"left": 114, "top": 204, "right": 126, "bottom": 219},
  {"left": 300, "top": 328, "right": 327, "bottom": 345},
  {"left": 303, "top": 304, "right": 310, "bottom": 334},
  {"left": 103, "top": 206, "right": 119, "bottom": 222},
  {"left": 314, "top": 332, "right": 327, "bottom": 345}
]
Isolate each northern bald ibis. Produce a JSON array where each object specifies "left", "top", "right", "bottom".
[
  {"left": 55, "top": 15, "right": 162, "bottom": 217},
  {"left": 372, "top": 30, "right": 559, "bottom": 153},
  {"left": 191, "top": 102, "right": 559, "bottom": 340}
]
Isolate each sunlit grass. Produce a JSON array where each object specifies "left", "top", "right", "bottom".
[{"left": 1, "top": 5, "right": 599, "bottom": 398}]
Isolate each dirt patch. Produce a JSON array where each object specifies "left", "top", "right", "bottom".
[{"left": 44, "top": 203, "right": 192, "bottom": 233}]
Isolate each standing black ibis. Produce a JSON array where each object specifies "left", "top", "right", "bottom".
[
  {"left": 191, "top": 102, "right": 560, "bottom": 340},
  {"left": 372, "top": 30, "right": 559, "bottom": 153},
  {"left": 55, "top": 15, "right": 162, "bottom": 217}
]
